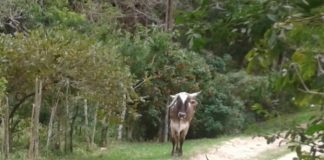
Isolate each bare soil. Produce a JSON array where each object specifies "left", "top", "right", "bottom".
[{"left": 190, "top": 136, "right": 296, "bottom": 160}]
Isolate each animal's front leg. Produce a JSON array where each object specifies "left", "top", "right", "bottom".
[
  {"left": 175, "top": 131, "right": 181, "bottom": 155},
  {"left": 171, "top": 136, "right": 175, "bottom": 156},
  {"left": 179, "top": 128, "right": 188, "bottom": 156},
  {"left": 179, "top": 139, "right": 183, "bottom": 156},
  {"left": 179, "top": 132, "right": 185, "bottom": 156}
]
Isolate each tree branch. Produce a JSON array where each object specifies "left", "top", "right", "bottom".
[
  {"left": 297, "top": 88, "right": 324, "bottom": 96},
  {"left": 9, "top": 80, "right": 56, "bottom": 119},
  {"left": 316, "top": 54, "right": 324, "bottom": 76},
  {"left": 133, "top": 80, "right": 145, "bottom": 90},
  {"left": 9, "top": 92, "right": 34, "bottom": 119},
  {"left": 293, "top": 63, "right": 324, "bottom": 96},
  {"left": 132, "top": 8, "right": 160, "bottom": 24},
  {"left": 293, "top": 63, "right": 310, "bottom": 91}
]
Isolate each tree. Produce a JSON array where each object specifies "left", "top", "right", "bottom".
[
  {"left": 28, "top": 78, "right": 42, "bottom": 160},
  {"left": 0, "top": 27, "right": 133, "bottom": 154},
  {"left": 246, "top": 1, "right": 324, "bottom": 158},
  {"left": 1, "top": 85, "right": 9, "bottom": 160}
]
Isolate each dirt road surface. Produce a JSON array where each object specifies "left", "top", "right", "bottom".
[{"left": 190, "top": 136, "right": 297, "bottom": 160}]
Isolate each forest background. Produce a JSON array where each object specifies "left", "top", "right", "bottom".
[{"left": 0, "top": 0, "right": 323, "bottom": 159}]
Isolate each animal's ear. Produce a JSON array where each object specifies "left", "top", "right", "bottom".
[
  {"left": 170, "top": 95, "right": 176, "bottom": 99},
  {"left": 189, "top": 91, "right": 201, "bottom": 98}
]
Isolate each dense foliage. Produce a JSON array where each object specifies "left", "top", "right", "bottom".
[
  {"left": 0, "top": 0, "right": 323, "bottom": 159},
  {"left": 245, "top": 0, "right": 324, "bottom": 159}
]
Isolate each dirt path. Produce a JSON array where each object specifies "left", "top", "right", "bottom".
[
  {"left": 190, "top": 136, "right": 294, "bottom": 160},
  {"left": 275, "top": 145, "right": 323, "bottom": 160},
  {"left": 275, "top": 152, "right": 297, "bottom": 160}
]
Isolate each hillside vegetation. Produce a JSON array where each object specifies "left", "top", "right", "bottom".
[{"left": 0, "top": 0, "right": 323, "bottom": 159}]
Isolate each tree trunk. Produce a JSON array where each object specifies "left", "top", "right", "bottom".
[
  {"left": 28, "top": 78, "right": 42, "bottom": 160},
  {"left": 69, "top": 105, "right": 79, "bottom": 152},
  {"left": 91, "top": 104, "right": 98, "bottom": 147},
  {"left": 46, "top": 97, "right": 59, "bottom": 150},
  {"left": 100, "top": 120, "right": 108, "bottom": 147},
  {"left": 1, "top": 107, "right": 3, "bottom": 156},
  {"left": 117, "top": 93, "right": 127, "bottom": 140},
  {"left": 64, "top": 83, "right": 70, "bottom": 153},
  {"left": 84, "top": 99, "right": 91, "bottom": 150},
  {"left": 2, "top": 97, "right": 10, "bottom": 160},
  {"left": 55, "top": 118, "right": 61, "bottom": 151},
  {"left": 165, "top": 0, "right": 174, "bottom": 31},
  {"left": 127, "top": 125, "right": 133, "bottom": 141},
  {"left": 64, "top": 115, "right": 69, "bottom": 153},
  {"left": 100, "top": 111, "right": 110, "bottom": 147},
  {"left": 158, "top": 121, "right": 163, "bottom": 142},
  {"left": 163, "top": 99, "right": 170, "bottom": 143},
  {"left": 164, "top": 0, "right": 173, "bottom": 140}
]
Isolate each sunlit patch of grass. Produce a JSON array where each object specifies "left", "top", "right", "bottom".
[
  {"left": 252, "top": 146, "right": 292, "bottom": 160},
  {"left": 30, "top": 109, "right": 319, "bottom": 160},
  {"left": 63, "top": 136, "right": 232, "bottom": 160},
  {"left": 243, "top": 108, "right": 319, "bottom": 135}
]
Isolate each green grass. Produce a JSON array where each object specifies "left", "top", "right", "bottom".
[
  {"left": 56, "top": 109, "right": 319, "bottom": 160},
  {"left": 243, "top": 108, "right": 320, "bottom": 135},
  {"left": 61, "top": 137, "right": 232, "bottom": 160},
  {"left": 252, "top": 146, "right": 292, "bottom": 160},
  {"left": 10, "top": 109, "right": 319, "bottom": 160}
]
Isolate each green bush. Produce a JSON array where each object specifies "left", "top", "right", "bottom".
[{"left": 118, "top": 29, "right": 212, "bottom": 140}]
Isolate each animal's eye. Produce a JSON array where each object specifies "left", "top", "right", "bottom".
[{"left": 190, "top": 100, "right": 197, "bottom": 105}]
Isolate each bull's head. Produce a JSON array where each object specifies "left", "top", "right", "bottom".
[{"left": 169, "top": 91, "right": 201, "bottom": 120}]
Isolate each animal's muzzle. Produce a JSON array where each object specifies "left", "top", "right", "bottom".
[{"left": 178, "top": 112, "right": 187, "bottom": 119}]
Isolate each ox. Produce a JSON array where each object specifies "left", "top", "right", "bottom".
[{"left": 168, "top": 91, "right": 201, "bottom": 156}]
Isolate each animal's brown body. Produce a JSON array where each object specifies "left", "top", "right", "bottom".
[{"left": 168, "top": 92, "right": 200, "bottom": 156}]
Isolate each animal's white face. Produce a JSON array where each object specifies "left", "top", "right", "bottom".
[
  {"left": 170, "top": 91, "right": 200, "bottom": 119},
  {"left": 171, "top": 92, "right": 201, "bottom": 102}
]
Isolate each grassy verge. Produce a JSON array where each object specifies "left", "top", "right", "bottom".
[
  {"left": 252, "top": 146, "right": 292, "bottom": 160},
  {"left": 9, "top": 109, "right": 319, "bottom": 160},
  {"left": 59, "top": 136, "right": 232, "bottom": 160},
  {"left": 243, "top": 108, "right": 320, "bottom": 135},
  {"left": 242, "top": 108, "right": 321, "bottom": 160}
]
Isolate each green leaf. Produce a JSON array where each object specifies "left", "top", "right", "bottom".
[
  {"left": 305, "top": 123, "right": 324, "bottom": 135},
  {"left": 292, "top": 52, "right": 305, "bottom": 63},
  {"left": 266, "top": 14, "right": 277, "bottom": 21},
  {"left": 296, "top": 145, "right": 302, "bottom": 158},
  {"left": 175, "top": 14, "right": 187, "bottom": 24},
  {"left": 302, "top": 0, "right": 310, "bottom": 6}
]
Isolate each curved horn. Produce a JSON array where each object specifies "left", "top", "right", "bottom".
[
  {"left": 168, "top": 94, "right": 178, "bottom": 108},
  {"left": 189, "top": 91, "right": 201, "bottom": 97},
  {"left": 170, "top": 94, "right": 177, "bottom": 99}
]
